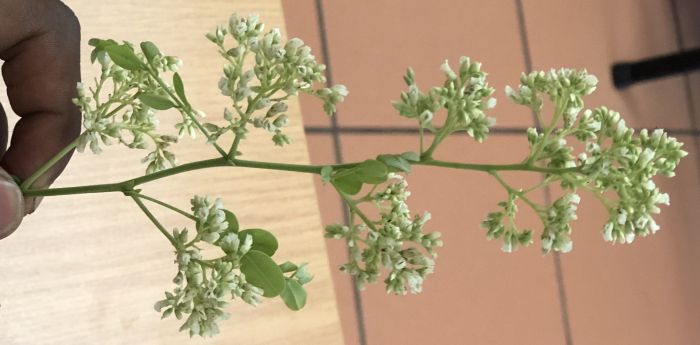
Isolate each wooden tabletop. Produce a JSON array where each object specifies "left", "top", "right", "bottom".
[{"left": 0, "top": 1, "right": 343, "bottom": 344}]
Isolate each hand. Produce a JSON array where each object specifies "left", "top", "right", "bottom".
[{"left": 0, "top": 0, "right": 81, "bottom": 239}]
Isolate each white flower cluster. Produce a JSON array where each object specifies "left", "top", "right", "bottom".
[
  {"left": 505, "top": 68, "right": 597, "bottom": 116},
  {"left": 207, "top": 14, "right": 347, "bottom": 148},
  {"left": 73, "top": 39, "right": 190, "bottom": 174},
  {"left": 156, "top": 232, "right": 264, "bottom": 337},
  {"left": 326, "top": 174, "right": 443, "bottom": 295},
  {"left": 393, "top": 57, "right": 497, "bottom": 143},
  {"left": 481, "top": 195, "right": 533, "bottom": 253},
  {"left": 574, "top": 107, "right": 686, "bottom": 243},
  {"left": 541, "top": 193, "right": 580, "bottom": 253},
  {"left": 481, "top": 69, "right": 688, "bottom": 253},
  {"left": 156, "top": 195, "right": 308, "bottom": 337},
  {"left": 191, "top": 196, "right": 229, "bottom": 243}
]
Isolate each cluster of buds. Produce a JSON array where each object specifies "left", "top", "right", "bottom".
[
  {"left": 154, "top": 196, "right": 310, "bottom": 337},
  {"left": 393, "top": 57, "right": 497, "bottom": 143},
  {"left": 206, "top": 14, "right": 346, "bottom": 149},
  {"left": 327, "top": 174, "right": 443, "bottom": 295}
]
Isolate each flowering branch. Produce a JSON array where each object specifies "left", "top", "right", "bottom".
[{"left": 16, "top": 13, "right": 687, "bottom": 338}]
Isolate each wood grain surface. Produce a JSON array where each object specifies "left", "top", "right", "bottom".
[{"left": 0, "top": 1, "right": 343, "bottom": 344}]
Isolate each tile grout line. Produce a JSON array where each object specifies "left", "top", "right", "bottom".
[
  {"left": 669, "top": 0, "right": 700, "bottom": 178},
  {"left": 313, "top": 1, "right": 369, "bottom": 345},
  {"left": 515, "top": 1, "right": 574, "bottom": 345},
  {"left": 669, "top": 0, "right": 699, "bottom": 132},
  {"left": 306, "top": 126, "right": 526, "bottom": 135},
  {"left": 304, "top": 126, "right": 700, "bottom": 136}
]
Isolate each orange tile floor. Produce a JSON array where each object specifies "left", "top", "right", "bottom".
[{"left": 282, "top": 1, "right": 700, "bottom": 344}]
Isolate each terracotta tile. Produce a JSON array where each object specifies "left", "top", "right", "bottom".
[
  {"left": 305, "top": 134, "right": 362, "bottom": 345},
  {"left": 673, "top": 0, "right": 700, "bottom": 131},
  {"left": 340, "top": 134, "right": 566, "bottom": 345},
  {"left": 523, "top": 0, "right": 693, "bottom": 130},
  {"left": 282, "top": 0, "right": 331, "bottom": 128},
  {"left": 320, "top": 1, "right": 534, "bottom": 129},
  {"left": 556, "top": 134, "right": 700, "bottom": 345}
]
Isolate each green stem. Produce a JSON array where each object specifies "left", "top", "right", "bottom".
[
  {"left": 227, "top": 80, "right": 286, "bottom": 159},
  {"left": 421, "top": 132, "right": 444, "bottom": 160},
  {"left": 23, "top": 155, "right": 582, "bottom": 198},
  {"left": 20, "top": 135, "right": 82, "bottom": 190},
  {"left": 581, "top": 184, "right": 616, "bottom": 209},
  {"left": 337, "top": 190, "right": 378, "bottom": 232},
  {"left": 22, "top": 157, "right": 339, "bottom": 197},
  {"left": 102, "top": 92, "right": 140, "bottom": 119},
  {"left": 417, "top": 159, "right": 580, "bottom": 174},
  {"left": 133, "top": 193, "right": 196, "bottom": 220},
  {"left": 419, "top": 124, "right": 425, "bottom": 154},
  {"left": 488, "top": 171, "right": 517, "bottom": 194},
  {"left": 194, "top": 258, "right": 216, "bottom": 269},
  {"left": 489, "top": 171, "right": 545, "bottom": 220},
  {"left": 527, "top": 97, "right": 566, "bottom": 164},
  {"left": 147, "top": 69, "right": 228, "bottom": 158},
  {"left": 130, "top": 194, "right": 179, "bottom": 249}
]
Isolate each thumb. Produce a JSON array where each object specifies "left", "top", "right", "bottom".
[{"left": 0, "top": 167, "right": 24, "bottom": 239}]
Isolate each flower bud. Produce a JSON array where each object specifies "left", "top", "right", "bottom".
[{"left": 273, "top": 115, "right": 289, "bottom": 128}]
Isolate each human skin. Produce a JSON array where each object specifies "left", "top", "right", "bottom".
[{"left": 0, "top": 0, "right": 82, "bottom": 239}]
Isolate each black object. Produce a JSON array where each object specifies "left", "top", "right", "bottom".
[{"left": 612, "top": 48, "right": 700, "bottom": 89}]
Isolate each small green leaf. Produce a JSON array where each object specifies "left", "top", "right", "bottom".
[
  {"left": 224, "top": 210, "right": 239, "bottom": 233},
  {"left": 173, "top": 73, "right": 190, "bottom": 107},
  {"left": 400, "top": 151, "right": 420, "bottom": 162},
  {"left": 139, "top": 93, "right": 176, "bottom": 110},
  {"left": 280, "top": 279, "right": 307, "bottom": 311},
  {"left": 240, "top": 250, "right": 285, "bottom": 297},
  {"left": 320, "top": 166, "right": 333, "bottom": 183},
  {"left": 377, "top": 154, "right": 411, "bottom": 173},
  {"left": 331, "top": 175, "right": 363, "bottom": 195},
  {"left": 279, "top": 261, "right": 298, "bottom": 273},
  {"left": 140, "top": 41, "right": 161, "bottom": 63},
  {"left": 88, "top": 38, "right": 118, "bottom": 63},
  {"left": 88, "top": 38, "right": 116, "bottom": 48},
  {"left": 330, "top": 160, "right": 388, "bottom": 194},
  {"left": 105, "top": 44, "right": 143, "bottom": 71},
  {"left": 238, "top": 228, "right": 278, "bottom": 256},
  {"left": 353, "top": 159, "right": 389, "bottom": 184}
]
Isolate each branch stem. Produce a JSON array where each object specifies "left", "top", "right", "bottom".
[
  {"left": 23, "top": 156, "right": 581, "bottom": 198},
  {"left": 130, "top": 194, "right": 179, "bottom": 248},
  {"left": 20, "top": 135, "right": 82, "bottom": 190},
  {"left": 133, "top": 193, "right": 196, "bottom": 221}
]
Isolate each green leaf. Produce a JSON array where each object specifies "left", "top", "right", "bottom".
[
  {"left": 140, "top": 41, "right": 161, "bottom": 63},
  {"left": 279, "top": 261, "right": 298, "bottom": 273},
  {"left": 173, "top": 73, "right": 190, "bottom": 107},
  {"left": 400, "top": 151, "right": 420, "bottom": 162},
  {"left": 224, "top": 210, "right": 239, "bottom": 233},
  {"left": 353, "top": 159, "right": 389, "bottom": 184},
  {"left": 139, "top": 93, "right": 175, "bottom": 110},
  {"left": 331, "top": 175, "right": 363, "bottom": 195},
  {"left": 280, "top": 279, "right": 307, "bottom": 311},
  {"left": 331, "top": 160, "right": 388, "bottom": 195},
  {"left": 88, "top": 38, "right": 118, "bottom": 63},
  {"left": 105, "top": 44, "right": 143, "bottom": 71},
  {"left": 238, "top": 228, "right": 278, "bottom": 256},
  {"left": 377, "top": 154, "right": 411, "bottom": 173},
  {"left": 320, "top": 166, "right": 333, "bottom": 183},
  {"left": 240, "top": 250, "right": 285, "bottom": 297}
]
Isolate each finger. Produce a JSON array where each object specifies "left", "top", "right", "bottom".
[
  {"left": 0, "top": 0, "right": 81, "bottom": 194},
  {"left": 0, "top": 103, "right": 22, "bottom": 239},
  {"left": 0, "top": 166, "right": 23, "bottom": 239},
  {"left": 0, "top": 102, "right": 7, "bottom": 157}
]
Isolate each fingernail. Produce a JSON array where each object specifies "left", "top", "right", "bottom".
[
  {"left": 0, "top": 168, "right": 24, "bottom": 239},
  {"left": 22, "top": 173, "right": 48, "bottom": 215}
]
